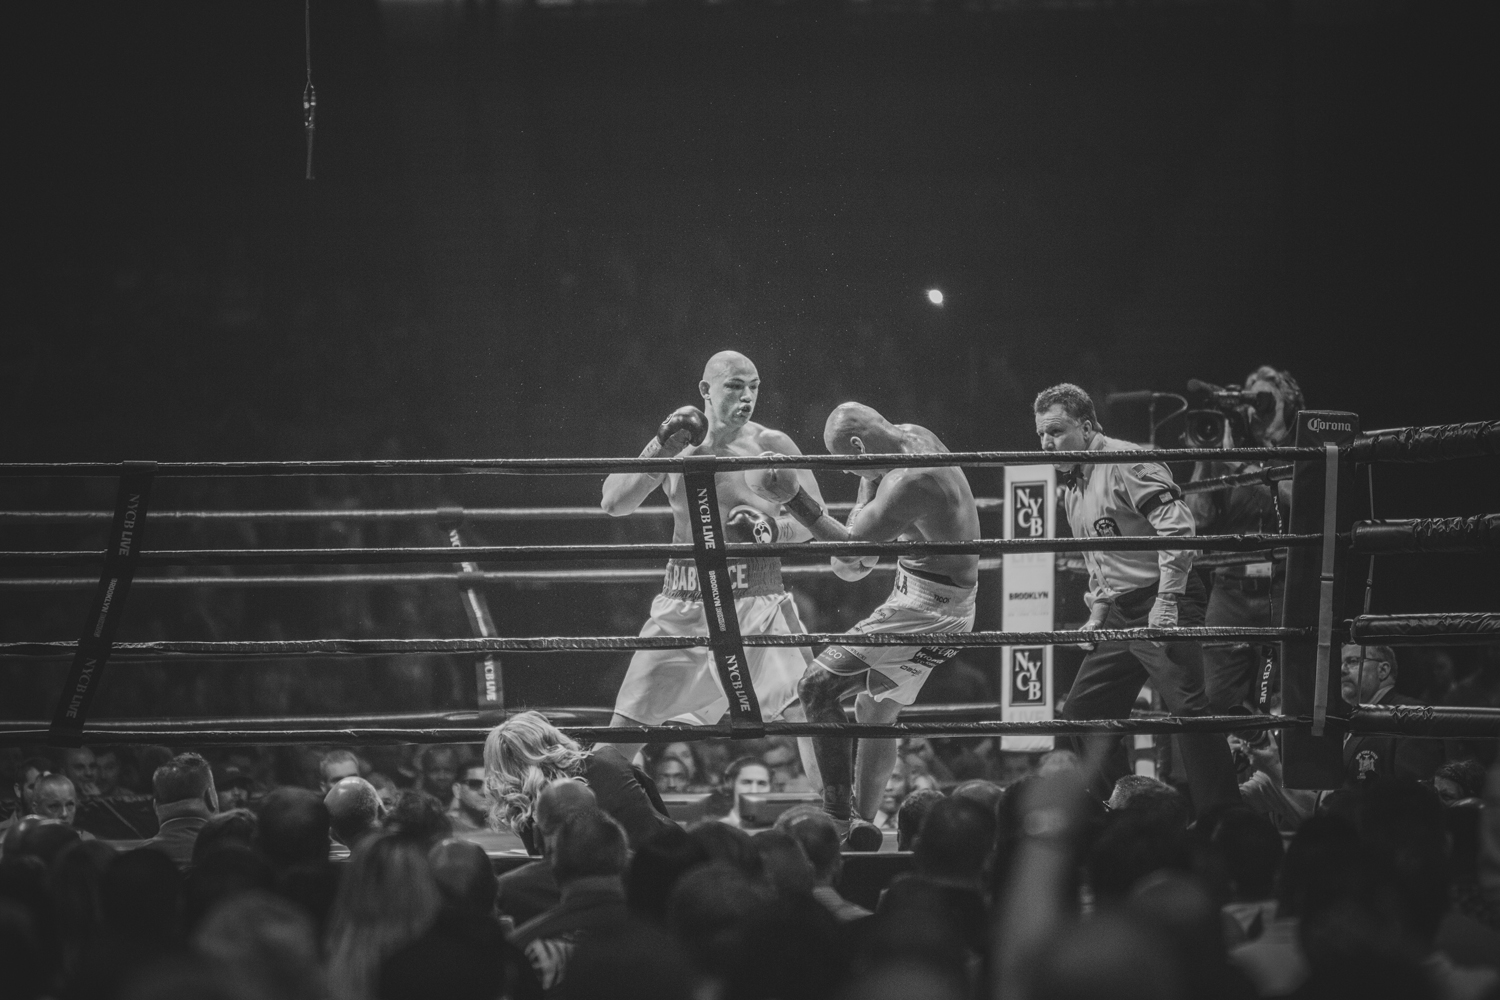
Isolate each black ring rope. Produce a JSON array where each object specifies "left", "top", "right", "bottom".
[
  {"left": 0, "top": 533, "right": 1319, "bottom": 568},
  {"left": 5, "top": 706, "right": 1500, "bottom": 747},
  {"left": 0, "top": 627, "right": 1322, "bottom": 658}
]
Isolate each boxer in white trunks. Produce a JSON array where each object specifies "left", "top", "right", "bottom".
[
  {"left": 601, "top": 351, "right": 826, "bottom": 775},
  {"left": 748, "top": 402, "right": 979, "bottom": 847}
]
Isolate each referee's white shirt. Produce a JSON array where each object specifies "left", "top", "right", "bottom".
[{"left": 1063, "top": 433, "right": 1197, "bottom": 610}]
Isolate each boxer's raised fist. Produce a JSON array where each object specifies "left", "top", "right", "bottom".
[
  {"left": 746, "top": 455, "right": 802, "bottom": 505},
  {"left": 656, "top": 406, "right": 708, "bottom": 454},
  {"left": 726, "top": 505, "right": 778, "bottom": 544}
]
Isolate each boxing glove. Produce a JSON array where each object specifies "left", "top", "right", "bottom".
[{"left": 656, "top": 406, "right": 708, "bottom": 454}]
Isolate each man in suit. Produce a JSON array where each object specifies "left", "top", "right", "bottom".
[{"left": 1341, "top": 644, "right": 1443, "bottom": 785}]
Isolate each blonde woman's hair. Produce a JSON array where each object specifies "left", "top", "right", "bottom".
[
  {"left": 325, "top": 834, "right": 442, "bottom": 1000},
  {"left": 483, "top": 710, "right": 591, "bottom": 833}
]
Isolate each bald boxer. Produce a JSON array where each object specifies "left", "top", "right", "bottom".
[
  {"left": 601, "top": 351, "right": 825, "bottom": 775},
  {"left": 750, "top": 402, "right": 979, "bottom": 845}
]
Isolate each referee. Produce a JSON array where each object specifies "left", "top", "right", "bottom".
[{"left": 1033, "top": 383, "right": 1240, "bottom": 816}]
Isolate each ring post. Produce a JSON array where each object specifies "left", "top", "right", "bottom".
[
  {"left": 1281, "top": 412, "right": 1365, "bottom": 788},
  {"left": 682, "top": 456, "right": 765, "bottom": 736},
  {"left": 48, "top": 462, "right": 157, "bottom": 746}
]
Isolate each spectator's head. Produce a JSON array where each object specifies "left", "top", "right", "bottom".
[
  {"left": 427, "top": 838, "right": 497, "bottom": 916},
  {"left": 914, "top": 796, "right": 996, "bottom": 884},
  {"left": 653, "top": 755, "right": 691, "bottom": 793},
  {"left": 780, "top": 810, "right": 843, "bottom": 886},
  {"left": 1089, "top": 810, "right": 1194, "bottom": 906},
  {"left": 723, "top": 757, "right": 771, "bottom": 822},
  {"left": 483, "top": 712, "right": 589, "bottom": 833},
  {"left": 255, "top": 787, "right": 330, "bottom": 870},
  {"left": 1341, "top": 644, "right": 1398, "bottom": 706},
  {"left": 102, "top": 847, "right": 184, "bottom": 946},
  {"left": 13, "top": 755, "right": 53, "bottom": 814},
  {"left": 51, "top": 837, "right": 117, "bottom": 952},
  {"left": 318, "top": 750, "right": 361, "bottom": 793},
  {"left": 62, "top": 747, "right": 99, "bottom": 797},
  {"left": 951, "top": 779, "right": 1004, "bottom": 817},
  {"left": 214, "top": 765, "right": 256, "bottom": 812},
  {"left": 564, "top": 923, "right": 697, "bottom": 1000},
  {"left": 3, "top": 815, "right": 82, "bottom": 864},
  {"left": 194, "top": 889, "right": 324, "bottom": 1000},
  {"left": 1038, "top": 749, "right": 1081, "bottom": 777},
  {"left": 1028, "top": 911, "right": 1187, "bottom": 1000},
  {"left": 33, "top": 773, "right": 78, "bottom": 825},
  {"left": 1128, "top": 871, "right": 1238, "bottom": 997},
  {"left": 1035, "top": 383, "right": 1101, "bottom": 469},
  {"left": 552, "top": 808, "right": 629, "bottom": 886},
  {"left": 153, "top": 753, "right": 217, "bottom": 815},
  {"left": 452, "top": 763, "right": 490, "bottom": 820},
  {"left": 94, "top": 749, "right": 124, "bottom": 796},
  {"left": 326, "top": 835, "right": 442, "bottom": 1000},
  {"left": 752, "top": 829, "right": 816, "bottom": 899},
  {"left": 1351, "top": 778, "right": 1452, "bottom": 950},
  {"left": 1433, "top": 759, "right": 1485, "bottom": 805},
  {"left": 324, "top": 777, "right": 385, "bottom": 848},
  {"left": 1107, "top": 775, "right": 1191, "bottom": 829},
  {"left": 896, "top": 788, "right": 945, "bottom": 852},
  {"left": 192, "top": 808, "right": 260, "bottom": 864},
  {"left": 1200, "top": 806, "right": 1284, "bottom": 903},
  {"left": 880, "top": 759, "right": 911, "bottom": 818},
  {"left": 1243, "top": 365, "right": 1305, "bottom": 447},
  {"left": 184, "top": 844, "right": 274, "bottom": 932},
  {"left": 383, "top": 789, "right": 452, "bottom": 849},
  {"left": 416, "top": 746, "right": 460, "bottom": 803},
  {"left": 367, "top": 772, "right": 398, "bottom": 812},
  {"left": 668, "top": 862, "right": 773, "bottom": 976},
  {"left": 626, "top": 824, "right": 711, "bottom": 924},
  {"left": 687, "top": 820, "right": 762, "bottom": 878},
  {"left": 1276, "top": 814, "right": 1362, "bottom": 920},
  {"left": 533, "top": 777, "right": 598, "bottom": 857}
]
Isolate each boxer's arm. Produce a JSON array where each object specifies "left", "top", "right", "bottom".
[
  {"left": 601, "top": 438, "right": 672, "bottom": 516},
  {"left": 757, "top": 429, "right": 824, "bottom": 543}
]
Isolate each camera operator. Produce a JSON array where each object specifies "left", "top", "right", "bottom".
[{"left": 1184, "top": 365, "right": 1304, "bottom": 719}]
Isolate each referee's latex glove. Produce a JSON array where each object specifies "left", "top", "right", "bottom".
[
  {"left": 1148, "top": 593, "right": 1180, "bottom": 647},
  {"left": 1078, "top": 599, "right": 1111, "bottom": 651}
]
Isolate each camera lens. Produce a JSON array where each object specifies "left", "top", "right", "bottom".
[{"left": 1182, "top": 410, "right": 1225, "bottom": 449}]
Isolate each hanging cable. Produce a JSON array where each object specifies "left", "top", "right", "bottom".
[{"left": 303, "top": 0, "right": 316, "bottom": 180}]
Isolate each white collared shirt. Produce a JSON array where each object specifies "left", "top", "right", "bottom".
[{"left": 1062, "top": 433, "right": 1196, "bottom": 607}]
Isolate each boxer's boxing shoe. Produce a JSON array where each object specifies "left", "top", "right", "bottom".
[{"left": 844, "top": 818, "right": 883, "bottom": 852}]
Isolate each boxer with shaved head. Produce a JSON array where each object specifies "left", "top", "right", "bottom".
[
  {"left": 600, "top": 352, "right": 824, "bottom": 781},
  {"left": 748, "top": 402, "right": 980, "bottom": 847}
]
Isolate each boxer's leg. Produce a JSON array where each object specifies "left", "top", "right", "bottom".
[
  {"left": 852, "top": 692, "right": 902, "bottom": 821},
  {"left": 798, "top": 649, "right": 867, "bottom": 828}
]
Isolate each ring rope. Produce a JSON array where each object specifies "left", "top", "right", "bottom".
[
  {"left": 0, "top": 466, "right": 1287, "bottom": 525},
  {"left": 1179, "top": 464, "right": 1292, "bottom": 495},
  {"left": 0, "top": 627, "right": 1323, "bottom": 658},
  {"left": 0, "top": 533, "right": 1319, "bottom": 567},
  {"left": 0, "top": 446, "right": 1328, "bottom": 478},
  {"left": 0, "top": 552, "right": 1278, "bottom": 590},
  {"left": 7, "top": 613, "right": 1489, "bottom": 658},
  {"left": 12, "top": 511, "right": 1491, "bottom": 567},
  {"left": 5, "top": 706, "right": 1500, "bottom": 747},
  {"left": 0, "top": 499, "right": 1004, "bottom": 525},
  {"left": 0, "top": 420, "right": 1491, "bottom": 480}
]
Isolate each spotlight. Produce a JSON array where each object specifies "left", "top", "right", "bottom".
[{"left": 926, "top": 289, "right": 944, "bottom": 306}]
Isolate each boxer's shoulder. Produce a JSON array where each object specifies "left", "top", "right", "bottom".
[{"left": 748, "top": 423, "right": 801, "bottom": 455}]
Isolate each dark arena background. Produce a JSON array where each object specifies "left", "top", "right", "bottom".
[{"left": 4, "top": 0, "right": 1497, "bottom": 722}]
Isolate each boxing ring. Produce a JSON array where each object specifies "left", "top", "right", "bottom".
[{"left": 0, "top": 411, "right": 1496, "bottom": 792}]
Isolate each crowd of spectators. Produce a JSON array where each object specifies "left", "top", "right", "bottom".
[{"left": 6, "top": 689, "right": 1500, "bottom": 1000}]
